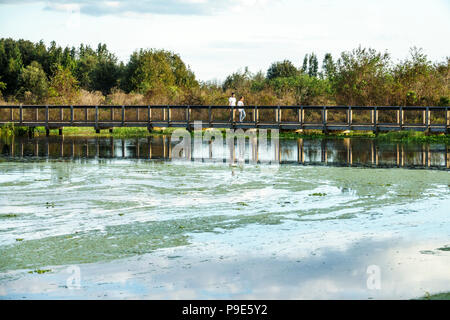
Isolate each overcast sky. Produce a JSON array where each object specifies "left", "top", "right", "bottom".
[{"left": 0, "top": 0, "right": 449, "bottom": 82}]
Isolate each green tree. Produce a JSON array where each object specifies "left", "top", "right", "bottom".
[
  {"left": 301, "top": 55, "right": 308, "bottom": 74},
  {"left": 267, "top": 60, "right": 298, "bottom": 80},
  {"left": 123, "top": 49, "right": 197, "bottom": 94},
  {"left": 223, "top": 67, "right": 252, "bottom": 91},
  {"left": 308, "top": 53, "right": 319, "bottom": 77},
  {"left": 333, "top": 47, "right": 392, "bottom": 106},
  {"left": 48, "top": 65, "right": 79, "bottom": 104},
  {"left": 18, "top": 61, "right": 48, "bottom": 104},
  {"left": 0, "top": 39, "right": 23, "bottom": 96},
  {"left": 321, "top": 53, "right": 336, "bottom": 80},
  {"left": 391, "top": 47, "right": 447, "bottom": 106}
]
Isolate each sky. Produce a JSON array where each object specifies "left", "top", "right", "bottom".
[{"left": 0, "top": 0, "right": 449, "bottom": 82}]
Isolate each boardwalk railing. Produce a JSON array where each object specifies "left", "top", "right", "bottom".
[{"left": 0, "top": 105, "right": 449, "bottom": 134}]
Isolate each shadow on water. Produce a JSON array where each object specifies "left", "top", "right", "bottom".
[{"left": 0, "top": 135, "right": 449, "bottom": 170}]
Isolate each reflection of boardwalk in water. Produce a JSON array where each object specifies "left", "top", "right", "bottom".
[
  {"left": 1, "top": 136, "right": 449, "bottom": 169},
  {"left": 1, "top": 105, "right": 449, "bottom": 134}
]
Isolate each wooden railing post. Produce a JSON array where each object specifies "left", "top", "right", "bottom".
[
  {"left": 10, "top": 106, "right": 13, "bottom": 121},
  {"left": 122, "top": 105, "right": 125, "bottom": 126},
  {"left": 254, "top": 105, "right": 257, "bottom": 125},
  {"left": 85, "top": 107, "right": 88, "bottom": 122},
  {"left": 374, "top": 106, "right": 378, "bottom": 132},
  {"left": 95, "top": 105, "right": 99, "bottom": 131},
  {"left": 186, "top": 105, "right": 190, "bottom": 129},
  {"left": 60, "top": 106, "right": 63, "bottom": 121},
  {"left": 279, "top": 105, "right": 282, "bottom": 124},
  {"left": 137, "top": 107, "right": 140, "bottom": 122},
  {"left": 45, "top": 105, "right": 49, "bottom": 136},
  {"left": 45, "top": 105, "right": 48, "bottom": 127},
  {"left": 425, "top": 106, "right": 430, "bottom": 130},
  {"left": 19, "top": 104, "right": 23, "bottom": 125},
  {"left": 277, "top": 105, "right": 281, "bottom": 124},
  {"left": 167, "top": 105, "right": 170, "bottom": 125},
  {"left": 399, "top": 106, "right": 403, "bottom": 129},
  {"left": 300, "top": 106, "right": 304, "bottom": 128},
  {"left": 446, "top": 107, "right": 449, "bottom": 133},
  {"left": 322, "top": 106, "right": 327, "bottom": 130},
  {"left": 347, "top": 106, "right": 352, "bottom": 128},
  {"left": 70, "top": 105, "right": 74, "bottom": 125},
  {"left": 208, "top": 106, "right": 212, "bottom": 126}
]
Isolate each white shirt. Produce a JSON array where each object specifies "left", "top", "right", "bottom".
[
  {"left": 228, "top": 97, "right": 236, "bottom": 106},
  {"left": 237, "top": 101, "right": 244, "bottom": 110}
]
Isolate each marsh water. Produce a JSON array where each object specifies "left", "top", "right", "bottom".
[{"left": 0, "top": 135, "right": 449, "bottom": 299}]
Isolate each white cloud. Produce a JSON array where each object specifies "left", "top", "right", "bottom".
[{"left": 0, "top": 0, "right": 448, "bottom": 81}]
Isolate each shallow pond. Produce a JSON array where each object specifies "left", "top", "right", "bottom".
[{"left": 0, "top": 136, "right": 449, "bottom": 299}]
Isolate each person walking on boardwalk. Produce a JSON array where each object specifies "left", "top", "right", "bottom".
[
  {"left": 238, "top": 96, "right": 245, "bottom": 122},
  {"left": 228, "top": 92, "right": 236, "bottom": 122},
  {"left": 229, "top": 92, "right": 236, "bottom": 107}
]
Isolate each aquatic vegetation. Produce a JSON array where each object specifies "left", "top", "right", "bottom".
[
  {"left": 45, "top": 202, "right": 55, "bottom": 208},
  {"left": 376, "top": 131, "right": 450, "bottom": 144},
  {"left": 310, "top": 193, "right": 327, "bottom": 197},
  {"left": 15, "top": 238, "right": 24, "bottom": 241},
  {"left": 0, "top": 123, "right": 28, "bottom": 138},
  {"left": 27, "top": 269, "right": 52, "bottom": 274},
  {"left": 437, "top": 246, "right": 450, "bottom": 252},
  {"left": 0, "top": 214, "right": 18, "bottom": 218},
  {"left": 420, "top": 291, "right": 450, "bottom": 300}
]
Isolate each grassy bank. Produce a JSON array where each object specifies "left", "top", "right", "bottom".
[
  {"left": 419, "top": 292, "right": 450, "bottom": 300},
  {"left": 2, "top": 124, "right": 450, "bottom": 144},
  {"left": 280, "top": 130, "right": 450, "bottom": 143}
]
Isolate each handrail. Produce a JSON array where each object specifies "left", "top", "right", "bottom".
[{"left": 1, "top": 105, "right": 449, "bottom": 135}]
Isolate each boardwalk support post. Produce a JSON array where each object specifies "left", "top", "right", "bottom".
[
  {"left": 446, "top": 107, "right": 449, "bottom": 134},
  {"left": 148, "top": 105, "right": 152, "bottom": 132},
  {"left": 322, "top": 106, "right": 328, "bottom": 134},
  {"left": 208, "top": 106, "right": 212, "bottom": 127},
  {"left": 347, "top": 106, "right": 352, "bottom": 129},
  {"left": 95, "top": 105, "right": 99, "bottom": 133},
  {"left": 399, "top": 106, "right": 403, "bottom": 130},
  {"left": 374, "top": 106, "right": 378, "bottom": 134},
  {"left": 19, "top": 104, "right": 23, "bottom": 125},
  {"left": 121, "top": 105, "right": 125, "bottom": 127},
  {"left": 186, "top": 105, "right": 190, "bottom": 131}
]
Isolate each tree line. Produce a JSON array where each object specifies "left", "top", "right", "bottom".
[{"left": 0, "top": 38, "right": 448, "bottom": 107}]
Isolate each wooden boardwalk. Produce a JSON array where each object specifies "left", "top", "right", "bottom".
[
  {"left": 1, "top": 105, "right": 449, "bottom": 135},
  {"left": 2, "top": 136, "right": 449, "bottom": 169}
]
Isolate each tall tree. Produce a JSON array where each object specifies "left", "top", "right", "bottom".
[
  {"left": 334, "top": 46, "right": 392, "bottom": 106},
  {"left": 322, "top": 53, "right": 336, "bottom": 79},
  {"left": 267, "top": 60, "right": 298, "bottom": 80},
  {"left": 18, "top": 61, "right": 48, "bottom": 104},
  {"left": 123, "top": 49, "right": 197, "bottom": 94},
  {"left": 48, "top": 65, "right": 79, "bottom": 104},
  {"left": 308, "top": 53, "right": 319, "bottom": 77}
]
